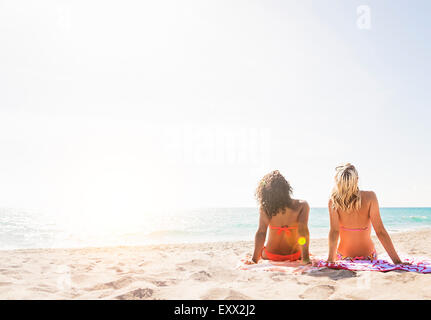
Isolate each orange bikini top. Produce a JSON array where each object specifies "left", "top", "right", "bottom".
[{"left": 269, "top": 225, "right": 298, "bottom": 236}]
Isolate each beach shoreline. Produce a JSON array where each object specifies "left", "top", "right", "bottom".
[{"left": 1, "top": 228, "right": 431, "bottom": 299}]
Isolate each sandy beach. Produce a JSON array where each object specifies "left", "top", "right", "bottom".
[{"left": 1, "top": 229, "right": 430, "bottom": 300}]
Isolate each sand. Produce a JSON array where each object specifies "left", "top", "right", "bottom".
[{"left": 1, "top": 229, "right": 431, "bottom": 300}]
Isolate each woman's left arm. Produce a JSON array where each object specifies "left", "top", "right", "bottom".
[{"left": 298, "top": 201, "right": 310, "bottom": 263}]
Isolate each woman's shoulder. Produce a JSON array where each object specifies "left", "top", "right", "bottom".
[
  {"left": 291, "top": 199, "right": 309, "bottom": 211},
  {"left": 360, "top": 190, "right": 378, "bottom": 203},
  {"left": 360, "top": 190, "right": 377, "bottom": 198}
]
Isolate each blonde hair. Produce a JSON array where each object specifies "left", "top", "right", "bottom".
[{"left": 330, "top": 163, "right": 361, "bottom": 212}]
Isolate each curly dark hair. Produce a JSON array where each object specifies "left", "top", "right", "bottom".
[{"left": 255, "top": 170, "right": 293, "bottom": 218}]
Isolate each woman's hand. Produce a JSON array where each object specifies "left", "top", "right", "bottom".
[
  {"left": 395, "top": 260, "right": 412, "bottom": 265},
  {"left": 244, "top": 259, "right": 257, "bottom": 265}
]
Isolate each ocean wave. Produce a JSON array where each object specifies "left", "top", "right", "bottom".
[
  {"left": 402, "top": 216, "right": 429, "bottom": 221},
  {"left": 123, "top": 229, "right": 203, "bottom": 239},
  {"left": 2, "top": 207, "right": 431, "bottom": 249}
]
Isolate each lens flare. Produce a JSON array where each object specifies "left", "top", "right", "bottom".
[{"left": 298, "top": 237, "right": 306, "bottom": 245}]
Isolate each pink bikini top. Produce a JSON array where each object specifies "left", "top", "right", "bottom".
[{"left": 340, "top": 225, "right": 369, "bottom": 231}]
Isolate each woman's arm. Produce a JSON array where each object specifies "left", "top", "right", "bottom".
[
  {"left": 250, "top": 207, "right": 269, "bottom": 263},
  {"left": 297, "top": 201, "right": 310, "bottom": 263},
  {"left": 327, "top": 200, "right": 339, "bottom": 262},
  {"left": 369, "top": 192, "right": 402, "bottom": 264}
]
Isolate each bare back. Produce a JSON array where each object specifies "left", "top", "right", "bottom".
[
  {"left": 264, "top": 199, "right": 307, "bottom": 256},
  {"left": 335, "top": 191, "right": 376, "bottom": 257}
]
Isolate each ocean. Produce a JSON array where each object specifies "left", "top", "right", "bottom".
[{"left": 1, "top": 207, "right": 431, "bottom": 250}]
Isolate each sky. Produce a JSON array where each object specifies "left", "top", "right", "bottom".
[{"left": 0, "top": 0, "right": 430, "bottom": 217}]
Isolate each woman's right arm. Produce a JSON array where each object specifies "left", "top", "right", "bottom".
[
  {"left": 327, "top": 200, "right": 339, "bottom": 262},
  {"left": 369, "top": 192, "right": 402, "bottom": 264},
  {"left": 250, "top": 207, "right": 269, "bottom": 263}
]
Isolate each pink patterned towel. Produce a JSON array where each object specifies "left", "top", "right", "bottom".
[
  {"left": 238, "top": 254, "right": 431, "bottom": 274},
  {"left": 316, "top": 256, "right": 431, "bottom": 273}
]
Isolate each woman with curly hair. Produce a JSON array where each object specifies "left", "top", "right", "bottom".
[
  {"left": 246, "top": 170, "right": 310, "bottom": 264},
  {"left": 327, "top": 163, "right": 407, "bottom": 264}
]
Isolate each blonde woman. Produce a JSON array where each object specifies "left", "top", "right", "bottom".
[{"left": 327, "top": 163, "right": 407, "bottom": 264}]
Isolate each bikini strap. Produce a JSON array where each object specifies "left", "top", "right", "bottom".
[
  {"left": 340, "top": 225, "right": 369, "bottom": 231},
  {"left": 269, "top": 225, "right": 297, "bottom": 236}
]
